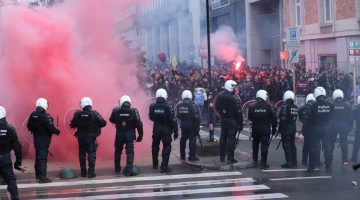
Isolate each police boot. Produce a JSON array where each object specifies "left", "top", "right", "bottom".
[
  {"left": 260, "top": 163, "right": 269, "bottom": 169},
  {"left": 11, "top": 195, "right": 19, "bottom": 200},
  {"left": 38, "top": 161, "right": 52, "bottom": 183},
  {"left": 160, "top": 166, "right": 172, "bottom": 173},
  {"left": 123, "top": 153, "right": 134, "bottom": 176},
  {"left": 281, "top": 163, "right": 293, "bottom": 169},
  {"left": 88, "top": 165, "right": 96, "bottom": 179},
  {"left": 80, "top": 161, "right": 87, "bottom": 177},
  {"left": 188, "top": 138, "right": 199, "bottom": 161},
  {"left": 34, "top": 161, "right": 39, "bottom": 179},
  {"left": 353, "top": 163, "right": 360, "bottom": 171},
  {"left": 227, "top": 158, "right": 238, "bottom": 164},
  {"left": 326, "top": 165, "right": 332, "bottom": 172},
  {"left": 114, "top": 154, "right": 121, "bottom": 173},
  {"left": 307, "top": 167, "right": 315, "bottom": 173},
  {"left": 0, "top": 175, "right": 5, "bottom": 185}
]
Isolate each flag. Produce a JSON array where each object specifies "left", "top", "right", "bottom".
[{"left": 172, "top": 51, "right": 178, "bottom": 71}]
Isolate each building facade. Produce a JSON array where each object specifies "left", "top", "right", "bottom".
[
  {"left": 282, "top": 0, "right": 360, "bottom": 73},
  {"left": 140, "top": 0, "right": 205, "bottom": 63}
]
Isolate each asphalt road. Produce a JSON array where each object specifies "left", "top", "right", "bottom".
[{"left": 1, "top": 125, "right": 360, "bottom": 200}]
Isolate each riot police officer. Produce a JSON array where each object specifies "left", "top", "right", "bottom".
[
  {"left": 27, "top": 98, "right": 60, "bottom": 183},
  {"left": 109, "top": 95, "right": 143, "bottom": 176},
  {"left": 299, "top": 94, "right": 314, "bottom": 165},
  {"left": 279, "top": 91, "right": 298, "bottom": 168},
  {"left": 70, "top": 97, "right": 107, "bottom": 178},
  {"left": 351, "top": 96, "right": 360, "bottom": 163},
  {"left": 215, "top": 80, "right": 243, "bottom": 164},
  {"left": 248, "top": 90, "right": 277, "bottom": 169},
  {"left": 149, "top": 89, "right": 178, "bottom": 173},
  {"left": 0, "top": 106, "right": 22, "bottom": 200},
  {"left": 176, "top": 90, "right": 200, "bottom": 161},
  {"left": 306, "top": 87, "right": 334, "bottom": 173},
  {"left": 330, "top": 89, "right": 353, "bottom": 165}
]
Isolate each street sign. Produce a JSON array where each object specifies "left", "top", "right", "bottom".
[
  {"left": 188, "top": 52, "right": 196, "bottom": 61},
  {"left": 188, "top": 44, "right": 196, "bottom": 52},
  {"left": 286, "top": 27, "right": 300, "bottom": 47},
  {"left": 211, "top": 0, "right": 230, "bottom": 10},
  {"left": 349, "top": 41, "right": 360, "bottom": 63},
  {"left": 198, "top": 46, "right": 208, "bottom": 57},
  {"left": 280, "top": 51, "right": 289, "bottom": 60},
  {"left": 289, "top": 47, "right": 299, "bottom": 63}
]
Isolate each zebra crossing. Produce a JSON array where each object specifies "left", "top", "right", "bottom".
[{"left": 1, "top": 172, "right": 289, "bottom": 200}]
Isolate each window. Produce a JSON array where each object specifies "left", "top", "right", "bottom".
[
  {"left": 324, "top": 0, "right": 332, "bottom": 22},
  {"left": 295, "top": 0, "right": 301, "bottom": 26}
]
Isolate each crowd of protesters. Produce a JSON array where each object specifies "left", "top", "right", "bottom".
[{"left": 143, "top": 59, "right": 358, "bottom": 122}]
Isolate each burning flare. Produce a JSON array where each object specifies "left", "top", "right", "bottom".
[{"left": 236, "top": 61, "right": 241, "bottom": 70}]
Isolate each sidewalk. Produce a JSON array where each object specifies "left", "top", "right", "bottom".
[{"left": 172, "top": 128, "right": 254, "bottom": 171}]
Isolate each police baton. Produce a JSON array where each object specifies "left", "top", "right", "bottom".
[
  {"left": 198, "top": 134, "right": 203, "bottom": 148},
  {"left": 268, "top": 134, "right": 274, "bottom": 145},
  {"left": 234, "top": 131, "right": 241, "bottom": 150},
  {"left": 14, "top": 166, "right": 27, "bottom": 173},
  {"left": 337, "top": 143, "right": 341, "bottom": 149},
  {"left": 276, "top": 139, "right": 282, "bottom": 150},
  {"left": 48, "top": 151, "right": 54, "bottom": 157}
]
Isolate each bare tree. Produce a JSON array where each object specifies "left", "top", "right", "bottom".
[{"left": 28, "top": 0, "right": 63, "bottom": 7}]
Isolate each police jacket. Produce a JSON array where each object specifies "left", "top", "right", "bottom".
[
  {"left": 302, "top": 100, "right": 315, "bottom": 134},
  {"left": 331, "top": 98, "right": 353, "bottom": 130},
  {"left": 0, "top": 118, "right": 22, "bottom": 160},
  {"left": 109, "top": 105, "right": 143, "bottom": 137},
  {"left": 279, "top": 99, "right": 298, "bottom": 135},
  {"left": 27, "top": 106, "right": 60, "bottom": 136},
  {"left": 248, "top": 98, "right": 277, "bottom": 130},
  {"left": 215, "top": 90, "right": 243, "bottom": 125},
  {"left": 306, "top": 96, "right": 334, "bottom": 126},
  {"left": 149, "top": 97, "right": 178, "bottom": 133},
  {"left": 352, "top": 104, "right": 360, "bottom": 131},
  {"left": 176, "top": 98, "right": 200, "bottom": 127},
  {"left": 70, "top": 105, "right": 107, "bottom": 134}
]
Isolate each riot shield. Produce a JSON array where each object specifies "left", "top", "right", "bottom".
[
  {"left": 213, "top": 92, "right": 243, "bottom": 118},
  {"left": 105, "top": 104, "right": 118, "bottom": 129},
  {"left": 64, "top": 108, "right": 77, "bottom": 136},
  {"left": 242, "top": 100, "right": 255, "bottom": 126},
  {"left": 140, "top": 97, "right": 156, "bottom": 126}
]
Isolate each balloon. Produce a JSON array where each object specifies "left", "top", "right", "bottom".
[{"left": 158, "top": 52, "right": 166, "bottom": 63}]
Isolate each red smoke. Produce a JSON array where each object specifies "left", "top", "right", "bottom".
[{"left": 0, "top": 0, "right": 150, "bottom": 163}]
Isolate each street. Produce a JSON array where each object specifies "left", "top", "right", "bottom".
[{"left": 1, "top": 126, "right": 360, "bottom": 200}]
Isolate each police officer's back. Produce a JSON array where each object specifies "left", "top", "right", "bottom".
[
  {"left": 109, "top": 95, "right": 143, "bottom": 176},
  {"left": 330, "top": 89, "right": 353, "bottom": 165},
  {"left": 149, "top": 89, "right": 178, "bottom": 173},
  {"left": 351, "top": 96, "right": 360, "bottom": 163},
  {"left": 279, "top": 91, "right": 298, "bottom": 168},
  {"left": 70, "top": 97, "right": 107, "bottom": 178},
  {"left": 176, "top": 90, "right": 200, "bottom": 161},
  {"left": 27, "top": 98, "right": 60, "bottom": 183},
  {"left": 0, "top": 106, "right": 22, "bottom": 200},
  {"left": 248, "top": 90, "right": 277, "bottom": 169},
  {"left": 306, "top": 87, "right": 334, "bottom": 173},
  {"left": 215, "top": 80, "right": 243, "bottom": 164}
]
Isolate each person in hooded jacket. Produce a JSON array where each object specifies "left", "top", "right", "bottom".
[{"left": 351, "top": 96, "right": 360, "bottom": 163}]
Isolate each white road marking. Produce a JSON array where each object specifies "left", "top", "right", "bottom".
[
  {"left": 262, "top": 169, "right": 319, "bottom": 172},
  {"left": 34, "top": 185, "right": 270, "bottom": 200},
  {"left": 185, "top": 193, "right": 289, "bottom": 200},
  {"left": 270, "top": 176, "right": 332, "bottom": 181},
  {"left": 0, "top": 172, "right": 242, "bottom": 190},
  {"left": 19, "top": 178, "right": 256, "bottom": 197}
]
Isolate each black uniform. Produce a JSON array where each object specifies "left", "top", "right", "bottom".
[
  {"left": 306, "top": 96, "right": 334, "bottom": 172},
  {"left": 330, "top": 98, "right": 353, "bottom": 163},
  {"left": 27, "top": 106, "right": 60, "bottom": 183},
  {"left": 215, "top": 90, "right": 243, "bottom": 163},
  {"left": 279, "top": 99, "right": 298, "bottom": 167},
  {"left": 351, "top": 104, "right": 360, "bottom": 162},
  {"left": 0, "top": 118, "right": 22, "bottom": 200},
  {"left": 248, "top": 98, "right": 277, "bottom": 167},
  {"left": 70, "top": 106, "right": 106, "bottom": 178},
  {"left": 176, "top": 98, "right": 200, "bottom": 160},
  {"left": 149, "top": 97, "right": 178, "bottom": 172},
  {"left": 109, "top": 104, "right": 143, "bottom": 176}
]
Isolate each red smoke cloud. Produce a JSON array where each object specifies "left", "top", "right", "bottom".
[
  {"left": 0, "top": 0, "right": 150, "bottom": 163},
  {"left": 210, "top": 25, "right": 245, "bottom": 64}
]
